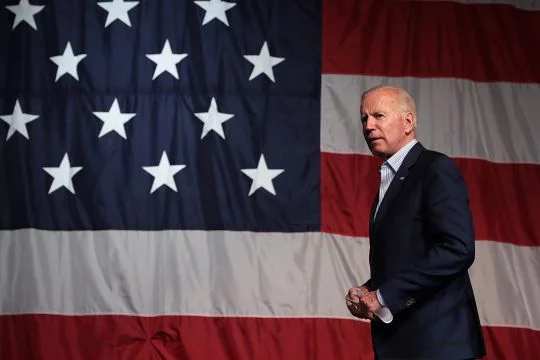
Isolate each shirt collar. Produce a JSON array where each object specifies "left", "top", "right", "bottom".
[{"left": 383, "top": 139, "right": 418, "bottom": 173}]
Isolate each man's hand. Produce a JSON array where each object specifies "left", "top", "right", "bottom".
[
  {"left": 358, "top": 291, "right": 383, "bottom": 319},
  {"left": 345, "top": 286, "right": 371, "bottom": 319}
]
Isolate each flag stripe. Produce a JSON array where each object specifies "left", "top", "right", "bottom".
[
  {"left": 321, "top": 74, "right": 540, "bottom": 164},
  {"left": 322, "top": 0, "right": 540, "bottom": 82},
  {"left": 0, "top": 314, "right": 539, "bottom": 360},
  {"left": 1, "top": 230, "right": 539, "bottom": 331},
  {"left": 416, "top": 0, "right": 540, "bottom": 11},
  {"left": 482, "top": 326, "right": 540, "bottom": 360},
  {"left": 321, "top": 152, "right": 540, "bottom": 246}
]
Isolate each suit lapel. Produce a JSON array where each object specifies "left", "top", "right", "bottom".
[
  {"left": 372, "top": 142, "right": 425, "bottom": 235},
  {"left": 369, "top": 191, "right": 378, "bottom": 235}
]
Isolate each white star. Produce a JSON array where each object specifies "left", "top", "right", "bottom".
[
  {"left": 194, "top": 0, "right": 236, "bottom": 26},
  {"left": 5, "top": 0, "right": 45, "bottom": 30},
  {"left": 97, "top": 0, "right": 139, "bottom": 27},
  {"left": 92, "top": 98, "right": 136, "bottom": 139},
  {"left": 243, "top": 41, "right": 285, "bottom": 82},
  {"left": 194, "top": 97, "right": 234, "bottom": 139},
  {"left": 241, "top": 154, "right": 284, "bottom": 196},
  {"left": 49, "top": 42, "right": 87, "bottom": 82},
  {"left": 145, "top": 39, "right": 188, "bottom": 80},
  {"left": 43, "top": 153, "right": 83, "bottom": 195},
  {"left": 143, "top": 151, "right": 186, "bottom": 194},
  {"left": 0, "top": 99, "right": 39, "bottom": 141}
]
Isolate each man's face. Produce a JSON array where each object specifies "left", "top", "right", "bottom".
[{"left": 360, "top": 89, "right": 412, "bottom": 158}]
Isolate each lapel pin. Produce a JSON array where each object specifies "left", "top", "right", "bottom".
[{"left": 399, "top": 177, "right": 405, "bottom": 181}]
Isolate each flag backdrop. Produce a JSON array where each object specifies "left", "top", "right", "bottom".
[{"left": 1, "top": 0, "right": 539, "bottom": 359}]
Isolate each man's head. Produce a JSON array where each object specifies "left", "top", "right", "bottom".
[{"left": 360, "top": 85, "right": 417, "bottom": 159}]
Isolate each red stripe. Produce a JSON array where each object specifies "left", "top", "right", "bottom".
[
  {"left": 321, "top": 152, "right": 540, "bottom": 246},
  {"left": 483, "top": 326, "right": 540, "bottom": 360},
  {"left": 0, "top": 315, "right": 373, "bottom": 360},
  {"left": 1, "top": 314, "right": 538, "bottom": 359},
  {"left": 322, "top": 0, "right": 540, "bottom": 82}
]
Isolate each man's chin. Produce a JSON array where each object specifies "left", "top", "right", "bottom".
[{"left": 368, "top": 145, "right": 386, "bottom": 158}]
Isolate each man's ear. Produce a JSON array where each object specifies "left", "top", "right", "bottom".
[{"left": 404, "top": 112, "right": 414, "bottom": 135}]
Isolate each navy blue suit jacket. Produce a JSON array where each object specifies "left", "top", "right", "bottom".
[{"left": 364, "top": 143, "right": 486, "bottom": 360}]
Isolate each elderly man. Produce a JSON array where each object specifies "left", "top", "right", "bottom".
[{"left": 346, "top": 85, "right": 486, "bottom": 360}]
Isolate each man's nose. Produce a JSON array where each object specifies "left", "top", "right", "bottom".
[{"left": 363, "top": 117, "right": 375, "bottom": 131}]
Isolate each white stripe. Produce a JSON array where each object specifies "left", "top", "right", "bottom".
[
  {"left": 0, "top": 230, "right": 538, "bottom": 330},
  {"left": 321, "top": 74, "right": 540, "bottom": 164},
  {"left": 472, "top": 240, "right": 540, "bottom": 329}
]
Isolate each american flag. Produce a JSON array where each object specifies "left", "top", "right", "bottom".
[{"left": 0, "top": 0, "right": 539, "bottom": 359}]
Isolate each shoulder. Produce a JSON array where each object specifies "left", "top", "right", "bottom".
[
  {"left": 419, "top": 149, "right": 461, "bottom": 174},
  {"left": 419, "top": 149, "right": 468, "bottom": 192},
  {"left": 406, "top": 143, "right": 464, "bottom": 179}
]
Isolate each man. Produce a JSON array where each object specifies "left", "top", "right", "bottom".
[{"left": 346, "top": 85, "right": 486, "bottom": 360}]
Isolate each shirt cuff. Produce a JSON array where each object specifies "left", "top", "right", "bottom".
[
  {"left": 376, "top": 289, "right": 386, "bottom": 307},
  {"left": 375, "top": 289, "right": 393, "bottom": 324}
]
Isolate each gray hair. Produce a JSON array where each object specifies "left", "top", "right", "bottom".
[{"left": 361, "top": 85, "right": 417, "bottom": 129}]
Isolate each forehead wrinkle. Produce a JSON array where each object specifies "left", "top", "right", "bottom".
[{"left": 361, "top": 94, "right": 399, "bottom": 115}]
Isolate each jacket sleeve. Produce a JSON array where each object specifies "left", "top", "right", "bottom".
[
  {"left": 377, "top": 155, "right": 475, "bottom": 315},
  {"left": 361, "top": 278, "right": 372, "bottom": 290}
]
